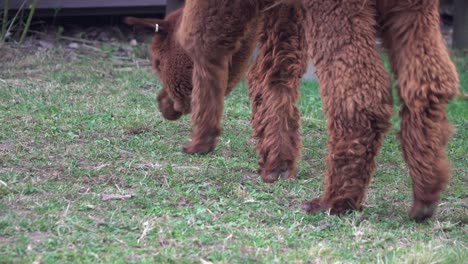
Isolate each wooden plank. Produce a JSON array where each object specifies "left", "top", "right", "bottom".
[{"left": 2, "top": 0, "right": 167, "bottom": 9}]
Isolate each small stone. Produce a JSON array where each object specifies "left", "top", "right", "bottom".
[
  {"left": 68, "top": 42, "right": 79, "bottom": 49},
  {"left": 38, "top": 40, "right": 53, "bottom": 49},
  {"left": 130, "top": 39, "right": 138, "bottom": 46}
]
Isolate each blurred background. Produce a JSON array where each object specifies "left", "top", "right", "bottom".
[{"left": 0, "top": 0, "right": 466, "bottom": 72}]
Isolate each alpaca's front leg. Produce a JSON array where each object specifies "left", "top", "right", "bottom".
[
  {"left": 182, "top": 58, "right": 229, "bottom": 154},
  {"left": 302, "top": 0, "right": 393, "bottom": 214},
  {"left": 247, "top": 3, "right": 308, "bottom": 183},
  {"left": 377, "top": 0, "right": 459, "bottom": 221},
  {"left": 177, "top": 0, "right": 258, "bottom": 154}
]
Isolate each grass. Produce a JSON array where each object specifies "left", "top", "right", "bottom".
[{"left": 0, "top": 44, "right": 467, "bottom": 263}]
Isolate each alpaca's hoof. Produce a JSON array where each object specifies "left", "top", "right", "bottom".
[
  {"left": 182, "top": 142, "right": 215, "bottom": 155},
  {"left": 261, "top": 164, "right": 292, "bottom": 183},
  {"left": 302, "top": 198, "right": 326, "bottom": 214},
  {"left": 262, "top": 170, "right": 287, "bottom": 183},
  {"left": 161, "top": 109, "right": 183, "bottom": 121},
  {"left": 409, "top": 201, "right": 437, "bottom": 223},
  {"left": 303, "top": 197, "right": 358, "bottom": 215}
]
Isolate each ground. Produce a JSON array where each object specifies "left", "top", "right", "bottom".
[{"left": 0, "top": 42, "right": 467, "bottom": 263}]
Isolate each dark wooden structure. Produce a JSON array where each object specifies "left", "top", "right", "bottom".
[
  {"left": 166, "top": 0, "right": 184, "bottom": 13},
  {"left": 0, "top": 0, "right": 185, "bottom": 16},
  {"left": 453, "top": 0, "right": 468, "bottom": 49}
]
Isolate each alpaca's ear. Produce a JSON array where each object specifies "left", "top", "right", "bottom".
[{"left": 123, "top": 17, "right": 169, "bottom": 34}]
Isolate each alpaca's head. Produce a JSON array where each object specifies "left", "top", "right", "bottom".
[{"left": 124, "top": 9, "right": 193, "bottom": 121}]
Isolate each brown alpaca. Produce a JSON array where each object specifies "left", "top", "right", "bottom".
[
  {"left": 128, "top": 0, "right": 459, "bottom": 221},
  {"left": 125, "top": 3, "right": 308, "bottom": 182},
  {"left": 124, "top": 9, "right": 258, "bottom": 122},
  {"left": 173, "top": 0, "right": 308, "bottom": 183}
]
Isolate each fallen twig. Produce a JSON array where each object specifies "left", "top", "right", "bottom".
[
  {"left": 114, "top": 67, "right": 134, "bottom": 72},
  {"left": 101, "top": 194, "right": 134, "bottom": 201},
  {"left": 137, "top": 220, "right": 154, "bottom": 244},
  {"left": 0, "top": 179, "right": 7, "bottom": 187},
  {"left": 200, "top": 259, "right": 214, "bottom": 264},
  {"left": 29, "top": 30, "right": 99, "bottom": 45},
  {"left": 57, "top": 35, "right": 100, "bottom": 45},
  {"left": 81, "top": 43, "right": 105, "bottom": 53},
  {"left": 94, "top": 163, "right": 109, "bottom": 171}
]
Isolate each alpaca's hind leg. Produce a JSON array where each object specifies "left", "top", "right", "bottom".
[
  {"left": 177, "top": 0, "right": 258, "bottom": 154},
  {"left": 377, "top": 0, "right": 459, "bottom": 221},
  {"left": 302, "top": 0, "right": 393, "bottom": 213},
  {"left": 247, "top": 4, "right": 308, "bottom": 183}
]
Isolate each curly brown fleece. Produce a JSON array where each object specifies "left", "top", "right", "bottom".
[
  {"left": 124, "top": 2, "right": 306, "bottom": 169},
  {"left": 124, "top": 9, "right": 258, "bottom": 122},
  {"left": 129, "top": 0, "right": 459, "bottom": 221},
  {"left": 298, "top": 0, "right": 459, "bottom": 222}
]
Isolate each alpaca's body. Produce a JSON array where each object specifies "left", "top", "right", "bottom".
[{"left": 128, "top": 0, "right": 459, "bottom": 221}]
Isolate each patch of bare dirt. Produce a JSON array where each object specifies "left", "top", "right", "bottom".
[
  {"left": 14, "top": 209, "right": 38, "bottom": 218},
  {"left": 241, "top": 173, "right": 261, "bottom": 184},
  {"left": 126, "top": 126, "right": 151, "bottom": 136},
  {"left": 0, "top": 44, "right": 24, "bottom": 65},
  {"left": 173, "top": 198, "right": 193, "bottom": 207},
  {"left": 0, "top": 141, "right": 15, "bottom": 152},
  {"left": 0, "top": 235, "right": 15, "bottom": 244},
  {"left": 28, "top": 232, "right": 51, "bottom": 245},
  {"left": 0, "top": 141, "right": 16, "bottom": 160},
  {"left": 81, "top": 175, "right": 131, "bottom": 189},
  {"left": 36, "top": 167, "right": 65, "bottom": 181}
]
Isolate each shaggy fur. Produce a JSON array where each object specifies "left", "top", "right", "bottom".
[
  {"left": 124, "top": 9, "right": 258, "bottom": 122},
  {"left": 170, "top": 0, "right": 308, "bottom": 181},
  {"left": 300, "top": 0, "right": 458, "bottom": 222},
  {"left": 125, "top": 3, "right": 307, "bottom": 181},
  {"left": 247, "top": 3, "right": 308, "bottom": 182},
  {"left": 129, "top": 0, "right": 459, "bottom": 221}
]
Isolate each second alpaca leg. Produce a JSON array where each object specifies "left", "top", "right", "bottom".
[
  {"left": 182, "top": 59, "right": 229, "bottom": 154},
  {"left": 247, "top": 4, "right": 308, "bottom": 183},
  {"left": 177, "top": 0, "right": 258, "bottom": 154},
  {"left": 378, "top": 0, "right": 459, "bottom": 221},
  {"left": 302, "top": 0, "right": 393, "bottom": 213}
]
